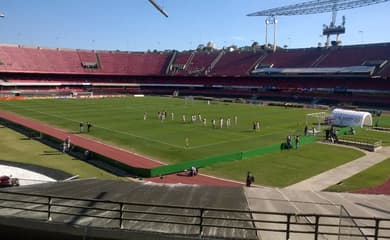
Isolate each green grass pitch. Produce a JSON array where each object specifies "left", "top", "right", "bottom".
[
  {"left": 0, "top": 96, "right": 321, "bottom": 162},
  {"left": 0, "top": 125, "right": 122, "bottom": 181},
  {"left": 326, "top": 158, "right": 390, "bottom": 192},
  {"left": 1, "top": 96, "right": 388, "bottom": 187}
]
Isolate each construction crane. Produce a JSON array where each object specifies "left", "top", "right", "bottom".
[
  {"left": 247, "top": 0, "right": 390, "bottom": 50},
  {"left": 148, "top": 0, "right": 169, "bottom": 17}
]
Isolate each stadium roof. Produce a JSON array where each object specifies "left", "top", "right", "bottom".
[{"left": 247, "top": 0, "right": 390, "bottom": 16}]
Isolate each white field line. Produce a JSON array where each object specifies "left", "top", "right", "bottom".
[
  {"left": 187, "top": 128, "right": 296, "bottom": 150},
  {"left": 3, "top": 103, "right": 244, "bottom": 149},
  {"left": 3, "top": 102, "right": 141, "bottom": 115},
  {"left": 2, "top": 102, "right": 295, "bottom": 152},
  {"left": 96, "top": 125, "right": 184, "bottom": 149},
  {"left": 74, "top": 133, "right": 165, "bottom": 164},
  {"left": 2, "top": 103, "right": 185, "bottom": 149},
  {"left": 1, "top": 105, "right": 166, "bottom": 163},
  {"left": 186, "top": 135, "right": 254, "bottom": 150},
  {"left": 366, "top": 128, "right": 390, "bottom": 133}
]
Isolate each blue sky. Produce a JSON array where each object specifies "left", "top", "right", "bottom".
[{"left": 0, "top": 0, "right": 389, "bottom": 51}]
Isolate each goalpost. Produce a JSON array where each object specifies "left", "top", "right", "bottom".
[
  {"left": 71, "top": 91, "right": 93, "bottom": 98},
  {"left": 184, "top": 95, "right": 194, "bottom": 105},
  {"left": 306, "top": 112, "right": 328, "bottom": 132}
]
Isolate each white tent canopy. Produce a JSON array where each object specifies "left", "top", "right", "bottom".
[{"left": 330, "top": 108, "right": 373, "bottom": 128}]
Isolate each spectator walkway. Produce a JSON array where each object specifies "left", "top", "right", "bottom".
[{"left": 286, "top": 143, "right": 390, "bottom": 191}]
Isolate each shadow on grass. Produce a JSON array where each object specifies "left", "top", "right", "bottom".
[
  {"left": 41, "top": 150, "right": 62, "bottom": 156},
  {"left": 241, "top": 130, "right": 257, "bottom": 133}
]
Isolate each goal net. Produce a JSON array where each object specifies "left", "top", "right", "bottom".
[{"left": 305, "top": 112, "right": 328, "bottom": 133}]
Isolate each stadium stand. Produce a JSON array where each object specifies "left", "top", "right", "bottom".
[
  {"left": 78, "top": 50, "right": 100, "bottom": 70},
  {"left": 0, "top": 43, "right": 389, "bottom": 107},
  {"left": 316, "top": 43, "right": 390, "bottom": 68},
  {"left": 168, "top": 51, "right": 193, "bottom": 75},
  {"left": 185, "top": 51, "right": 218, "bottom": 75},
  {"left": 210, "top": 51, "right": 264, "bottom": 76},
  {"left": 258, "top": 48, "right": 323, "bottom": 68}
]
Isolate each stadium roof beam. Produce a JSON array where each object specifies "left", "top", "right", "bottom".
[
  {"left": 148, "top": 0, "right": 169, "bottom": 17},
  {"left": 247, "top": 0, "right": 390, "bottom": 48},
  {"left": 247, "top": 0, "right": 390, "bottom": 16}
]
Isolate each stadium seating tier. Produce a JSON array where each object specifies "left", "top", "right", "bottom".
[{"left": 0, "top": 43, "right": 389, "bottom": 106}]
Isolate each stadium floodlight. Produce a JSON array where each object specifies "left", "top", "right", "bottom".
[
  {"left": 148, "top": 0, "right": 169, "bottom": 17},
  {"left": 247, "top": 0, "right": 390, "bottom": 48}
]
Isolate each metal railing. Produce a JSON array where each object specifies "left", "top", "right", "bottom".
[{"left": 0, "top": 190, "right": 389, "bottom": 239}]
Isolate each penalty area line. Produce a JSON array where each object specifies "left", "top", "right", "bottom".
[
  {"left": 4, "top": 104, "right": 185, "bottom": 150},
  {"left": 95, "top": 125, "right": 185, "bottom": 149}
]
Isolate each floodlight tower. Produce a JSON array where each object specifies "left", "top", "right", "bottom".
[
  {"left": 265, "top": 16, "right": 278, "bottom": 52},
  {"left": 247, "top": 0, "right": 390, "bottom": 49}
]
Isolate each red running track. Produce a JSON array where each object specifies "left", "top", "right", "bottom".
[
  {"left": 354, "top": 178, "right": 390, "bottom": 195},
  {"left": 0, "top": 111, "right": 243, "bottom": 187}
]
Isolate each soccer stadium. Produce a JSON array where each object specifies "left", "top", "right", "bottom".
[{"left": 0, "top": 1, "right": 389, "bottom": 239}]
